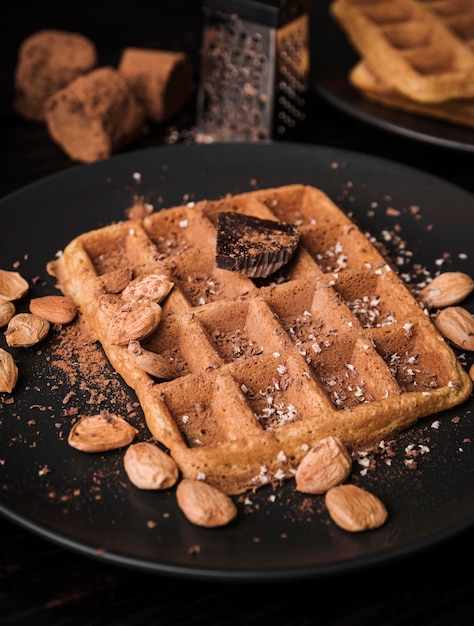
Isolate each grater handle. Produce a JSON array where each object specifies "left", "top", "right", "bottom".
[{"left": 202, "top": 0, "right": 311, "bottom": 28}]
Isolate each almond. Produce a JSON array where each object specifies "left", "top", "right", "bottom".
[
  {"left": 124, "top": 442, "right": 179, "bottom": 489},
  {"left": 68, "top": 411, "right": 138, "bottom": 452},
  {"left": 5, "top": 313, "right": 50, "bottom": 347},
  {"left": 0, "top": 348, "right": 18, "bottom": 393},
  {"left": 29, "top": 295, "right": 77, "bottom": 325},
  {"left": 0, "top": 269, "right": 29, "bottom": 301},
  {"left": 434, "top": 306, "right": 474, "bottom": 351},
  {"left": 295, "top": 436, "right": 353, "bottom": 494},
  {"left": 325, "top": 484, "right": 388, "bottom": 532},
  {"left": 105, "top": 300, "right": 162, "bottom": 345},
  {"left": 122, "top": 273, "right": 174, "bottom": 304},
  {"left": 176, "top": 478, "right": 238, "bottom": 528},
  {"left": 98, "top": 293, "right": 123, "bottom": 317},
  {"left": 0, "top": 299, "right": 16, "bottom": 327},
  {"left": 95, "top": 267, "right": 133, "bottom": 294},
  {"left": 127, "top": 340, "right": 179, "bottom": 380},
  {"left": 418, "top": 272, "right": 474, "bottom": 308}
]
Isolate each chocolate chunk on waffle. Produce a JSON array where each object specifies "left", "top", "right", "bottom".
[
  {"left": 47, "top": 184, "right": 472, "bottom": 495},
  {"left": 215, "top": 212, "right": 300, "bottom": 278},
  {"left": 330, "top": 0, "right": 474, "bottom": 103}
]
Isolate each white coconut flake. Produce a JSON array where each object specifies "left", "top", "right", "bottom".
[
  {"left": 274, "top": 469, "right": 286, "bottom": 481},
  {"left": 277, "top": 450, "right": 287, "bottom": 463}
]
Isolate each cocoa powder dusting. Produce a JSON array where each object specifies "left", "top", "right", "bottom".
[{"left": 50, "top": 313, "right": 140, "bottom": 422}]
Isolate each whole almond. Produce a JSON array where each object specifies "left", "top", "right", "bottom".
[
  {"left": 128, "top": 340, "right": 179, "bottom": 380},
  {"left": 325, "top": 484, "right": 388, "bottom": 532},
  {"left": 68, "top": 411, "right": 138, "bottom": 452},
  {"left": 122, "top": 274, "right": 174, "bottom": 304},
  {"left": 29, "top": 295, "right": 77, "bottom": 325},
  {"left": 5, "top": 313, "right": 50, "bottom": 347},
  {"left": 98, "top": 293, "right": 123, "bottom": 317},
  {"left": 0, "top": 348, "right": 18, "bottom": 393},
  {"left": 434, "top": 306, "right": 474, "bottom": 351},
  {"left": 176, "top": 478, "right": 238, "bottom": 528},
  {"left": 124, "top": 442, "right": 179, "bottom": 489},
  {"left": 418, "top": 272, "right": 474, "bottom": 308},
  {"left": 295, "top": 436, "right": 353, "bottom": 494},
  {"left": 0, "top": 299, "right": 16, "bottom": 327},
  {"left": 0, "top": 269, "right": 29, "bottom": 301},
  {"left": 106, "top": 300, "right": 162, "bottom": 345},
  {"left": 95, "top": 267, "right": 133, "bottom": 294}
]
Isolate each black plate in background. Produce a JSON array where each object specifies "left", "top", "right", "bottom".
[
  {"left": 0, "top": 142, "right": 473, "bottom": 581},
  {"left": 312, "top": 0, "right": 474, "bottom": 153}
]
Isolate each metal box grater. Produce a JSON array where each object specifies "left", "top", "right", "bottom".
[{"left": 196, "top": 0, "right": 311, "bottom": 141}]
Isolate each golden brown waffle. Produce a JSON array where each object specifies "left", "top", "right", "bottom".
[
  {"left": 350, "top": 60, "right": 474, "bottom": 127},
  {"left": 330, "top": 0, "right": 474, "bottom": 103},
  {"left": 47, "top": 184, "right": 472, "bottom": 495},
  {"left": 417, "top": 0, "right": 474, "bottom": 50}
]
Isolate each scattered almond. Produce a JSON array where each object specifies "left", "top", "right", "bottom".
[
  {"left": 98, "top": 293, "right": 122, "bottom": 317},
  {"left": 434, "top": 306, "right": 474, "bottom": 351},
  {"left": 295, "top": 436, "right": 353, "bottom": 494},
  {"left": 95, "top": 267, "right": 133, "bottom": 294},
  {"left": 68, "top": 411, "right": 138, "bottom": 452},
  {"left": 176, "top": 478, "right": 238, "bottom": 528},
  {"left": 0, "top": 269, "right": 29, "bottom": 301},
  {"left": 122, "top": 273, "right": 174, "bottom": 304},
  {"left": 105, "top": 300, "right": 162, "bottom": 345},
  {"left": 0, "top": 348, "right": 18, "bottom": 393},
  {"left": 29, "top": 295, "right": 77, "bottom": 325},
  {"left": 418, "top": 272, "right": 474, "bottom": 308},
  {"left": 5, "top": 313, "right": 50, "bottom": 347},
  {"left": 0, "top": 299, "right": 16, "bottom": 327},
  {"left": 128, "top": 340, "right": 179, "bottom": 380},
  {"left": 325, "top": 484, "right": 388, "bottom": 532},
  {"left": 124, "top": 442, "right": 179, "bottom": 489}
]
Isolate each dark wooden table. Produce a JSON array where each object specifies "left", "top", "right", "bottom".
[{"left": 1, "top": 2, "right": 473, "bottom": 624}]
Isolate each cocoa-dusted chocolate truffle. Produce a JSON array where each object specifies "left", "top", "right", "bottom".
[
  {"left": 44, "top": 67, "right": 149, "bottom": 163},
  {"left": 118, "top": 48, "right": 195, "bottom": 123},
  {"left": 13, "top": 29, "right": 97, "bottom": 122},
  {"left": 215, "top": 212, "right": 300, "bottom": 278}
]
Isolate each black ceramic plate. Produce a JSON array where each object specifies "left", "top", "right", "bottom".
[
  {"left": 0, "top": 142, "right": 473, "bottom": 581},
  {"left": 312, "top": 0, "right": 474, "bottom": 153}
]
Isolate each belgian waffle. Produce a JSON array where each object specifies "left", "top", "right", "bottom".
[
  {"left": 47, "top": 184, "right": 472, "bottom": 495},
  {"left": 418, "top": 0, "right": 474, "bottom": 50},
  {"left": 350, "top": 60, "right": 474, "bottom": 128},
  {"left": 330, "top": 0, "right": 474, "bottom": 103}
]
